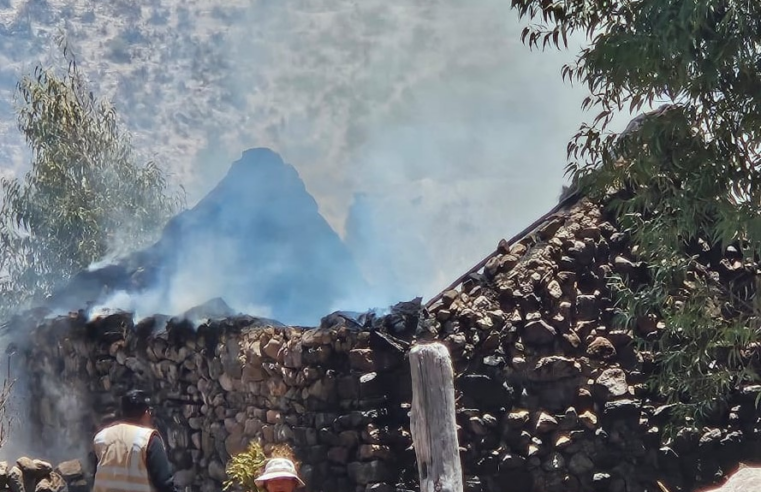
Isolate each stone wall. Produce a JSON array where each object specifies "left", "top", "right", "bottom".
[
  {"left": 0, "top": 457, "right": 87, "bottom": 492},
  {"left": 423, "top": 198, "right": 761, "bottom": 492},
  {"left": 14, "top": 197, "right": 761, "bottom": 492},
  {"left": 21, "top": 314, "right": 418, "bottom": 492}
]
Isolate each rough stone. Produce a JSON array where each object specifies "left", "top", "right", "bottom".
[
  {"left": 546, "top": 280, "right": 563, "bottom": 299},
  {"left": 262, "top": 338, "right": 283, "bottom": 360},
  {"left": 541, "top": 452, "right": 565, "bottom": 472},
  {"left": 568, "top": 452, "right": 594, "bottom": 475},
  {"left": 613, "top": 255, "right": 636, "bottom": 274},
  {"left": 529, "top": 356, "right": 581, "bottom": 382},
  {"left": 459, "top": 374, "right": 514, "bottom": 410},
  {"left": 500, "top": 453, "right": 526, "bottom": 470},
  {"left": 34, "top": 473, "right": 65, "bottom": 492},
  {"left": 0, "top": 462, "right": 8, "bottom": 489},
  {"left": 348, "top": 349, "right": 376, "bottom": 372},
  {"left": 174, "top": 469, "right": 197, "bottom": 487},
  {"left": 8, "top": 466, "right": 23, "bottom": 492},
  {"left": 358, "top": 445, "right": 392, "bottom": 461},
  {"left": 328, "top": 447, "right": 350, "bottom": 464},
  {"left": 365, "top": 484, "right": 394, "bottom": 492},
  {"left": 587, "top": 337, "right": 617, "bottom": 360},
  {"left": 579, "top": 411, "right": 598, "bottom": 429},
  {"left": 208, "top": 460, "right": 227, "bottom": 482},
  {"left": 575, "top": 295, "right": 598, "bottom": 320},
  {"left": 54, "top": 461, "right": 83, "bottom": 481},
  {"left": 555, "top": 435, "right": 572, "bottom": 449},
  {"left": 65, "top": 479, "right": 88, "bottom": 492},
  {"left": 506, "top": 410, "right": 530, "bottom": 428},
  {"left": 523, "top": 320, "right": 557, "bottom": 345},
  {"left": 594, "top": 368, "right": 628, "bottom": 399},
  {"left": 535, "top": 412, "right": 559, "bottom": 433},
  {"left": 603, "top": 399, "right": 641, "bottom": 419},
  {"left": 17, "top": 459, "right": 52, "bottom": 479},
  {"left": 592, "top": 472, "right": 612, "bottom": 489},
  {"left": 347, "top": 461, "right": 392, "bottom": 485}
]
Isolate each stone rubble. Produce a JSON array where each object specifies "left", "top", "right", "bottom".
[
  {"left": 0, "top": 458, "right": 86, "bottom": 492},
  {"left": 14, "top": 197, "right": 761, "bottom": 492}
]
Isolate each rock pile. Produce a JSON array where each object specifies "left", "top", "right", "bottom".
[
  {"left": 0, "top": 458, "right": 87, "bottom": 492},
  {"left": 15, "top": 196, "right": 761, "bottom": 492}
]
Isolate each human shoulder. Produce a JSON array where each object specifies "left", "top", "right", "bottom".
[
  {"left": 95, "top": 422, "right": 157, "bottom": 441},
  {"left": 94, "top": 421, "right": 124, "bottom": 439}
]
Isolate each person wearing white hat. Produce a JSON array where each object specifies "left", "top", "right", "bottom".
[{"left": 254, "top": 458, "right": 306, "bottom": 492}]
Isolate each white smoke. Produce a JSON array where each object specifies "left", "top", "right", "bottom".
[
  {"left": 0, "top": 0, "right": 657, "bottom": 464},
  {"left": 0, "top": 0, "right": 592, "bottom": 306},
  {"left": 0, "top": 333, "right": 91, "bottom": 464}
]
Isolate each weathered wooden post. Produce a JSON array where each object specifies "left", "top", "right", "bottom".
[{"left": 409, "top": 342, "right": 463, "bottom": 492}]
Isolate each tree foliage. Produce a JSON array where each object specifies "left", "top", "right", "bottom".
[
  {"left": 511, "top": 0, "right": 761, "bottom": 425},
  {"left": 225, "top": 440, "right": 268, "bottom": 492},
  {"left": 224, "top": 441, "right": 299, "bottom": 492},
  {"left": 0, "top": 36, "right": 184, "bottom": 316}
]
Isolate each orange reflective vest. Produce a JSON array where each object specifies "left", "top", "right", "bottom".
[{"left": 93, "top": 423, "right": 159, "bottom": 492}]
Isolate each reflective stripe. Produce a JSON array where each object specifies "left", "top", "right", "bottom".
[
  {"left": 94, "top": 478, "right": 153, "bottom": 492},
  {"left": 94, "top": 464, "right": 141, "bottom": 478},
  {"left": 97, "top": 464, "right": 150, "bottom": 479}
]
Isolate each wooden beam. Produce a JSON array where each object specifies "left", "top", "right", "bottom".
[{"left": 409, "top": 342, "right": 463, "bottom": 492}]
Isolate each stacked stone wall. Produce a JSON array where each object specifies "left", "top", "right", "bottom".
[{"left": 16, "top": 198, "right": 761, "bottom": 492}]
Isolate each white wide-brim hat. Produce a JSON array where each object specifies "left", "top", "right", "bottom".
[{"left": 254, "top": 458, "right": 305, "bottom": 488}]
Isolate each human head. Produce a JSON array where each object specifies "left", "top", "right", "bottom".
[
  {"left": 121, "top": 389, "right": 152, "bottom": 426},
  {"left": 254, "top": 458, "right": 305, "bottom": 492}
]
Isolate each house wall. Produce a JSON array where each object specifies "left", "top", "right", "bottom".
[{"left": 16, "top": 199, "right": 761, "bottom": 492}]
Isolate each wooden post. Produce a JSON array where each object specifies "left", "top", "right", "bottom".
[{"left": 409, "top": 342, "right": 463, "bottom": 492}]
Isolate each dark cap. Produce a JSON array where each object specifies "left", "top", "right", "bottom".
[{"left": 121, "top": 389, "right": 151, "bottom": 419}]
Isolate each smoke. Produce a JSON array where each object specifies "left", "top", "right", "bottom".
[
  {"left": 0, "top": 0, "right": 602, "bottom": 314},
  {"left": 185, "top": 0, "right": 595, "bottom": 302},
  {"left": 0, "top": 0, "right": 661, "bottom": 465},
  {"left": 0, "top": 0, "right": 654, "bottom": 310},
  {"left": 86, "top": 242, "right": 276, "bottom": 324},
  {"left": 0, "top": 327, "right": 91, "bottom": 464},
  {"left": 55, "top": 148, "right": 369, "bottom": 327},
  {"left": 0, "top": 347, "right": 34, "bottom": 461}
]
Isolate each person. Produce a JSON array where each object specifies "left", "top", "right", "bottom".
[
  {"left": 254, "top": 458, "right": 306, "bottom": 492},
  {"left": 91, "top": 389, "right": 177, "bottom": 492}
]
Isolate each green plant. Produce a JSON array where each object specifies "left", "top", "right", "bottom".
[
  {"left": 224, "top": 440, "right": 268, "bottom": 492},
  {"left": 224, "top": 441, "right": 300, "bottom": 492},
  {"left": 511, "top": 0, "right": 761, "bottom": 427},
  {"left": 0, "top": 32, "right": 185, "bottom": 317}
]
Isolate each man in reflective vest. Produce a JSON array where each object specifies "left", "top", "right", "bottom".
[{"left": 92, "top": 389, "right": 177, "bottom": 492}]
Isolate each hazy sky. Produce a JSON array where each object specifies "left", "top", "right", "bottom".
[{"left": 0, "top": 0, "right": 634, "bottom": 304}]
